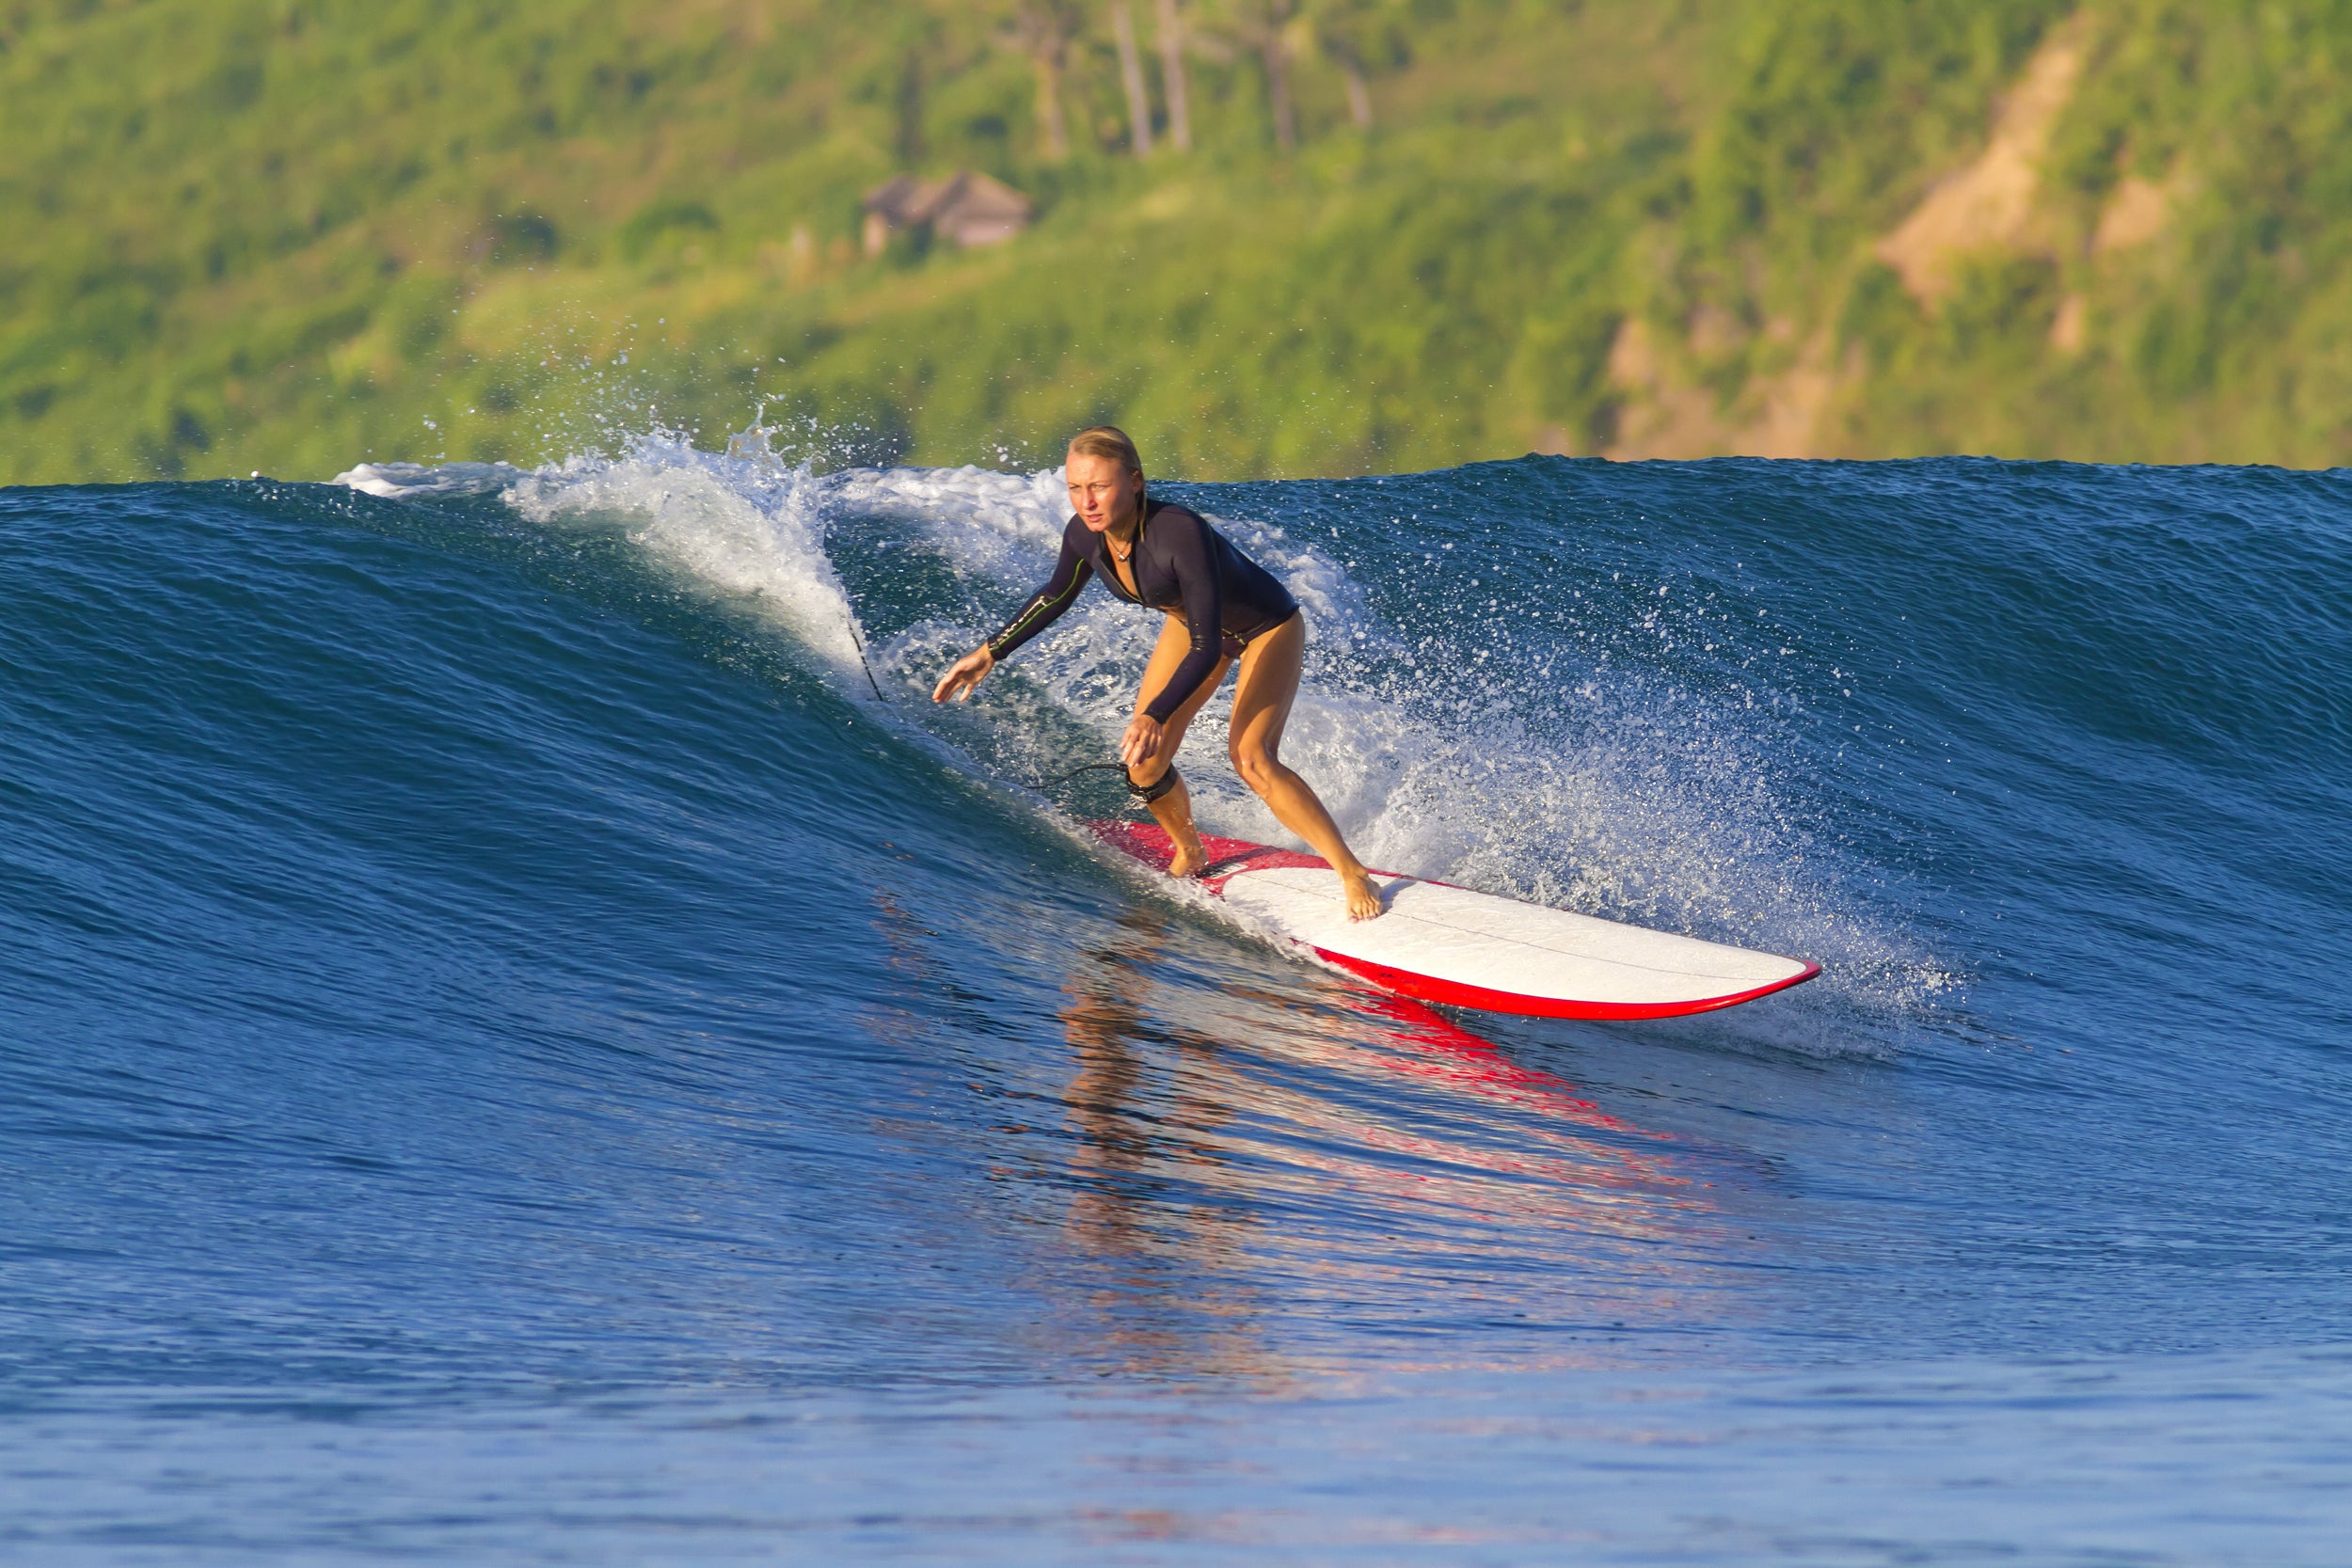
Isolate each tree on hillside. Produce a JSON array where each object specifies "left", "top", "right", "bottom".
[
  {"left": 1009, "top": 1, "right": 1081, "bottom": 160},
  {"left": 1155, "top": 0, "right": 1194, "bottom": 151},
  {"left": 1112, "top": 1, "right": 1154, "bottom": 156},
  {"left": 889, "top": 10, "right": 946, "bottom": 166},
  {"left": 1213, "top": 0, "right": 1301, "bottom": 151},
  {"left": 1304, "top": 0, "right": 1392, "bottom": 130}
]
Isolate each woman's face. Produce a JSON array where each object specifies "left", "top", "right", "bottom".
[{"left": 1067, "top": 451, "right": 1143, "bottom": 533}]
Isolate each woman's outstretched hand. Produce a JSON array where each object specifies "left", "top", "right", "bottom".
[
  {"left": 1119, "top": 713, "right": 1165, "bottom": 771},
  {"left": 931, "top": 645, "right": 994, "bottom": 704}
]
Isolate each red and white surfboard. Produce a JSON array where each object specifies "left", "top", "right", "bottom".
[{"left": 1090, "top": 820, "right": 1820, "bottom": 1021}]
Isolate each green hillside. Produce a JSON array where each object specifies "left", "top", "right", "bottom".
[{"left": 4, "top": 0, "right": 2350, "bottom": 483}]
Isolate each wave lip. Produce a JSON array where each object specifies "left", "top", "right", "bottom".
[{"left": 332, "top": 460, "right": 531, "bottom": 499}]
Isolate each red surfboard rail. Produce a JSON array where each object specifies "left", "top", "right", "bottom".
[{"left": 1307, "top": 946, "right": 1821, "bottom": 1021}]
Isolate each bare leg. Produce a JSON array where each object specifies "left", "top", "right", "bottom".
[
  {"left": 1229, "top": 614, "right": 1383, "bottom": 920},
  {"left": 1131, "top": 611, "right": 1232, "bottom": 877}
]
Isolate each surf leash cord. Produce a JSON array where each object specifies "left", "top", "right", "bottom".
[{"left": 1040, "top": 759, "right": 1181, "bottom": 802}]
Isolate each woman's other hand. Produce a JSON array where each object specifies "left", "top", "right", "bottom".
[{"left": 932, "top": 645, "right": 994, "bottom": 704}]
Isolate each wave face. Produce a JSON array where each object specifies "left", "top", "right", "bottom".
[{"left": 6, "top": 447, "right": 2351, "bottom": 1562}]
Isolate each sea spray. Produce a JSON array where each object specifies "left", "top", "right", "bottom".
[{"left": 353, "top": 426, "right": 1953, "bottom": 1045}]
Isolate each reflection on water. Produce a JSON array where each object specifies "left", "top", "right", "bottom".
[
  {"left": 1057, "top": 909, "right": 1274, "bottom": 1379},
  {"left": 1040, "top": 903, "right": 1785, "bottom": 1377}
]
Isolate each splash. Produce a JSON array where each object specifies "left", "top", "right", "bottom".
[
  {"left": 333, "top": 429, "right": 1951, "bottom": 1049},
  {"left": 823, "top": 463, "right": 1947, "bottom": 1039},
  {"left": 504, "top": 430, "right": 873, "bottom": 685}
]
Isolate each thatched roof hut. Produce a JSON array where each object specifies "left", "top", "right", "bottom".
[{"left": 862, "top": 172, "right": 1034, "bottom": 256}]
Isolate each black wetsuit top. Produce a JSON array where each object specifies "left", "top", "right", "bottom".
[{"left": 985, "top": 499, "right": 1300, "bottom": 723}]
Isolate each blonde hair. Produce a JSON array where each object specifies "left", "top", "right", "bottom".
[{"left": 1067, "top": 425, "right": 1143, "bottom": 477}]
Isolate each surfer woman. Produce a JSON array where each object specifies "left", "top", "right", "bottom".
[{"left": 932, "top": 426, "right": 1384, "bottom": 921}]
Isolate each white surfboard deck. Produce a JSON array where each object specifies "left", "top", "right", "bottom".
[{"left": 1090, "top": 821, "right": 1819, "bottom": 1020}]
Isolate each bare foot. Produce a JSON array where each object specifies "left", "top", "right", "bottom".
[
  {"left": 1341, "top": 868, "right": 1384, "bottom": 920},
  {"left": 1168, "top": 835, "right": 1210, "bottom": 878}
]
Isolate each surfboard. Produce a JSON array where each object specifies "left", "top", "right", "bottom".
[{"left": 1089, "top": 820, "right": 1820, "bottom": 1020}]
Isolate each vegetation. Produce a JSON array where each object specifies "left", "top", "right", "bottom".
[{"left": 3, "top": 0, "right": 2350, "bottom": 483}]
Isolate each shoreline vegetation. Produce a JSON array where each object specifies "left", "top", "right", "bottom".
[{"left": 5, "top": 0, "right": 2350, "bottom": 484}]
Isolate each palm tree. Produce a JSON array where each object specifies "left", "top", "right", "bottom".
[
  {"left": 1305, "top": 0, "right": 1383, "bottom": 130},
  {"left": 1216, "top": 0, "right": 1298, "bottom": 151},
  {"left": 1155, "top": 0, "right": 1193, "bottom": 152},
  {"left": 1009, "top": 2, "right": 1080, "bottom": 161},
  {"left": 1112, "top": 1, "right": 1153, "bottom": 156}
]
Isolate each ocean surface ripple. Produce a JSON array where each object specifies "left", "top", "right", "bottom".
[{"left": 4, "top": 445, "right": 2349, "bottom": 1564}]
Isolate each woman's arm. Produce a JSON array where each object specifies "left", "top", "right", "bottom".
[{"left": 933, "top": 523, "right": 1093, "bottom": 704}]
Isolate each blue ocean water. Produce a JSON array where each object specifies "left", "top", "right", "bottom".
[{"left": 3, "top": 441, "right": 2349, "bottom": 1564}]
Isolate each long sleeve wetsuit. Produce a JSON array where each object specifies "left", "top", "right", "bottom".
[{"left": 984, "top": 499, "right": 1300, "bottom": 723}]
